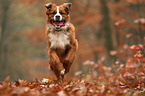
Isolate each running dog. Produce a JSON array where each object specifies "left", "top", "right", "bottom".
[{"left": 45, "top": 3, "right": 78, "bottom": 81}]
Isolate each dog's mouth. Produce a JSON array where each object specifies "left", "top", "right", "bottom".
[{"left": 51, "top": 20, "right": 65, "bottom": 30}]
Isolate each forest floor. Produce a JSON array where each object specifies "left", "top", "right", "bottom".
[{"left": 0, "top": 72, "right": 145, "bottom": 96}]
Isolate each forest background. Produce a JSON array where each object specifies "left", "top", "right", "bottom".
[{"left": 0, "top": 0, "right": 145, "bottom": 81}]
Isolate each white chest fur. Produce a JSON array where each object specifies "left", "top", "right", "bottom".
[{"left": 48, "top": 31, "right": 70, "bottom": 49}]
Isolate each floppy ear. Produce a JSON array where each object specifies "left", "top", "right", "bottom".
[
  {"left": 63, "top": 3, "right": 72, "bottom": 13},
  {"left": 45, "top": 3, "right": 53, "bottom": 10}
]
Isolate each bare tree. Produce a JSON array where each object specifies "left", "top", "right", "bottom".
[
  {"left": 136, "top": 0, "right": 144, "bottom": 43},
  {"left": 0, "top": 0, "right": 12, "bottom": 80},
  {"left": 99, "top": 0, "right": 114, "bottom": 65}
]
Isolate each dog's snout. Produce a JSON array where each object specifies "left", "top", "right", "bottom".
[{"left": 56, "top": 15, "right": 60, "bottom": 19}]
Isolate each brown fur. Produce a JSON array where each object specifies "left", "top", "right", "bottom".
[{"left": 45, "top": 3, "right": 78, "bottom": 81}]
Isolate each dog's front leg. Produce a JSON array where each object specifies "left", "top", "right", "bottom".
[
  {"left": 63, "top": 40, "right": 78, "bottom": 73},
  {"left": 49, "top": 49, "right": 65, "bottom": 80}
]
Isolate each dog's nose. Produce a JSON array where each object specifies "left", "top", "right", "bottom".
[{"left": 56, "top": 15, "right": 60, "bottom": 20}]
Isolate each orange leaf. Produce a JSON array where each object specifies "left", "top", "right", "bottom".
[
  {"left": 120, "top": 68, "right": 126, "bottom": 74},
  {"left": 128, "top": 58, "right": 133, "bottom": 64},
  {"left": 140, "top": 67, "right": 144, "bottom": 72},
  {"left": 119, "top": 40, "right": 124, "bottom": 47}
]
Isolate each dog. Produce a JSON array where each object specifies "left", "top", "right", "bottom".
[{"left": 45, "top": 3, "right": 78, "bottom": 81}]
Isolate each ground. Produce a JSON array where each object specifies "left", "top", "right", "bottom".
[{"left": 0, "top": 73, "right": 144, "bottom": 96}]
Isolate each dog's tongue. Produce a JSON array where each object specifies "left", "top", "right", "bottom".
[{"left": 53, "top": 21, "right": 64, "bottom": 29}]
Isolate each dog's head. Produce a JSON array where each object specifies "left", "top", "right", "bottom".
[{"left": 45, "top": 3, "right": 72, "bottom": 31}]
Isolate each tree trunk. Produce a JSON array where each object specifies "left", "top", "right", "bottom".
[
  {"left": 136, "top": 0, "right": 144, "bottom": 43},
  {"left": 0, "top": 0, "right": 11, "bottom": 80},
  {"left": 111, "top": 20, "right": 119, "bottom": 49},
  {"left": 99, "top": 0, "right": 114, "bottom": 65}
]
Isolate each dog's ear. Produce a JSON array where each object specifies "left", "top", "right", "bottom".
[
  {"left": 45, "top": 3, "right": 53, "bottom": 10},
  {"left": 63, "top": 3, "right": 72, "bottom": 13}
]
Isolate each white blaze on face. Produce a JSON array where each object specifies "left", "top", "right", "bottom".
[{"left": 54, "top": 6, "right": 62, "bottom": 21}]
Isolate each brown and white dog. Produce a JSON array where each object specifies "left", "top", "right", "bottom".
[{"left": 45, "top": 3, "right": 78, "bottom": 81}]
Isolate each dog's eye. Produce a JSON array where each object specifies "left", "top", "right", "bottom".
[
  {"left": 51, "top": 12, "right": 56, "bottom": 15},
  {"left": 60, "top": 12, "right": 65, "bottom": 15}
]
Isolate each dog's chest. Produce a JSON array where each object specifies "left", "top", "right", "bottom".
[{"left": 48, "top": 32, "right": 70, "bottom": 49}]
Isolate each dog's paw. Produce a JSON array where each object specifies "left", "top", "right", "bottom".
[{"left": 60, "top": 69, "right": 65, "bottom": 76}]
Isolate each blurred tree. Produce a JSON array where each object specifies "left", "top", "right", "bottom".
[
  {"left": 0, "top": 0, "right": 46, "bottom": 81},
  {"left": 136, "top": 0, "right": 144, "bottom": 43},
  {"left": 0, "top": 0, "right": 12, "bottom": 79},
  {"left": 99, "top": 0, "right": 114, "bottom": 63}
]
